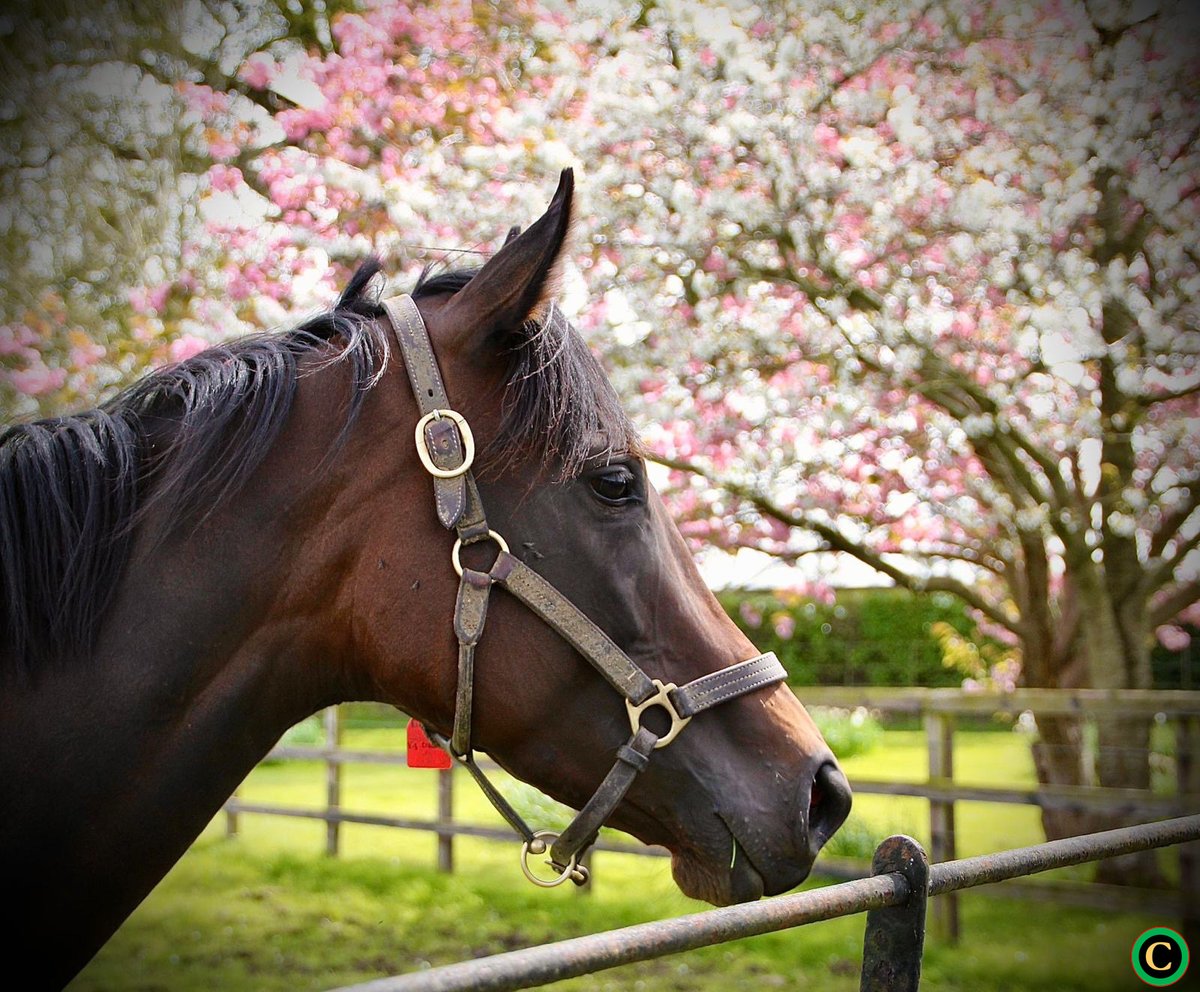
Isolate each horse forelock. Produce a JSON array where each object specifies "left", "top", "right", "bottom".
[{"left": 0, "top": 259, "right": 389, "bottom": 671}]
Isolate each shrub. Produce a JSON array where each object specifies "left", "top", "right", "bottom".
[
  {"left": 718, "top": 586, "right": 986, "bottom": 687},
  {"left": 808, "top": 705, "right": 884, "bottom": 759}
]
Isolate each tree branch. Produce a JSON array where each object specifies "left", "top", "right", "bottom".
[
  {"left": 1147, "top": 524, "right": 1200, "bottom": 595},
  {"left": 903, "top": 546, "right": 1010, "bottom": 577},
  {"left": 1135, "top": 379, "right": 1200, "bottom": 407},
  {"left": 1148, "top": 476, "right": 1200, "bottom": 560},
  {"left": 1151, "top": 579, "right": 1200, "bottom": 628},
  {"left": 652, "top": 455, "right": 1022, "bottom": 635}
]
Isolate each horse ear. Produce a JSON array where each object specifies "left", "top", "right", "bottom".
[{"left": 440, "top": 169, "right": 574, "bottom": 353}]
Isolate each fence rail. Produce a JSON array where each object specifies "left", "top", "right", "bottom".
[
  {"left": 223, "top": 687, "right": 1200, "bottom": 938},
  {"left": 326, "top": 815, "right": 1200, "bottom": 992}
]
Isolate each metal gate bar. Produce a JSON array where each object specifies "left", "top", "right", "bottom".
[
  {"left": 329, "top": 814, "right": 1200, "bottom": 992},
  {"left": 332, "top": 873, "right": 911, "bottom": 992},
  {"left": 928, "top": 813, "right": 1200, "bottom": 895}
]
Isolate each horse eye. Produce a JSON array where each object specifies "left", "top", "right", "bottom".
[{"left": 588, "top": 467, "right": 636, "bottom": 505}]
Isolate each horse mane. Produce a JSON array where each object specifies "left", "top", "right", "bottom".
[
  {"left": 1, "top": 260, "right": 387, "bottom": 672},
  {"left": 1, "top": 259, "right": 638, "bottom": 671}
]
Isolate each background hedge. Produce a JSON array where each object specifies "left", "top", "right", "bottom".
[{"left": 717, "top": 586, "right": 991, "bottom": 688}]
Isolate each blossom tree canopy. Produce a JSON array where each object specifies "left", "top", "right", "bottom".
[
  {"left": 550, "top": 0, "right": 1200, "bottom": 693},
  {"left": 0, "top": 0, "right": 367, "bottom": 415},
  {"left": 543, "top": 0, "right": 1199, "bottom": 837},
  {"left": 4, "top": 0, "right": 1199, "bottom": 818}
]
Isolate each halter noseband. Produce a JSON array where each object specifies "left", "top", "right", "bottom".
[{"left": 382, "top": 295, "right": 788, "bottom": 887}]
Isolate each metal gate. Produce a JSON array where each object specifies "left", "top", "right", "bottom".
[{"left": 329, "top": 814, "right": 1200, "bottom": 992}]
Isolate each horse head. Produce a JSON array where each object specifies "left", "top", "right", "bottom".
[
  {"left": 1, "top": 170, "right": 850, "bottom": 988},
  {"left": 352, "top": 170, "right": 851, "bottom": 904}
]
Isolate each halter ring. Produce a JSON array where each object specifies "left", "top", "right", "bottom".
[
  {"left": 414, "top": 409, "right": 475, "bottom": 479},
  {"left": 451, "top": 529, "right": 510, "bottom": 578},
  {"left": 626, "top": 679, "right": 692, "bottom": 748},
  {"left": 520, "top": 830, "right": 583, "bottom": 887}
]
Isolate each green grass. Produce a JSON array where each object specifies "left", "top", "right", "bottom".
[
  {"left": 837, "top": 728, "right": 1046, "bottom": 860},
  {"left": 69, "top": 727, "right": 1180, "bottom": 991}
]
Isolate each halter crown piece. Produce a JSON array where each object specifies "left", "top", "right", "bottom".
[{"left": 382, "top": 295, "right": 788, "bottom": 887}]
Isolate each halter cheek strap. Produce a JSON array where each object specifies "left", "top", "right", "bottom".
[{"left": 382, "top": 294, "right": 788, "bottom": 887}]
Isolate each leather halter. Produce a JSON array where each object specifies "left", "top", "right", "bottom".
[{"left": 382, "top": 295, "right": 788, "bottom": 887}]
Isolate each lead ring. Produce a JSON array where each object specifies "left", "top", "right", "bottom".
[
  {"left": 452, "top": 530, "right": 510, "bottom": 578},
  {"left": 414, "top": 409, "right": 475, "bottom": 479},
  {"left": 520, "top": 830, "right": 578, "bottom": 887}
]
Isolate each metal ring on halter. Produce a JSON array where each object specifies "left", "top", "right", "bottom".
[
  {"left": 451, "top": 530, "right": 510, "bottom": 578},
  {"left": 414, "top": 409, "right": 475, "bottom": 479},
  {"left": 520, "top": 830, "right": 583, "bottom": 887},
  {"left": 626, "top": 679, "right": 692, "bottom": 749}
]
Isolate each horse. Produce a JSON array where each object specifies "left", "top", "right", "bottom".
[{"left": 0, "top": 169, "right": 850, "bottom": 988}]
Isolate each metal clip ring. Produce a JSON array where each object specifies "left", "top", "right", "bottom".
[
  {"left": 626, "top": 678, "right": 692, "bottom": 748},
  {"left": 520, "top": 830, "right": 580, "bottom": 888},
  {"left": 414, "top": 409, "right": 475, "bottom": 479},
  {"left": 451, "top": 530, "right": 510, "bottom": 578}
]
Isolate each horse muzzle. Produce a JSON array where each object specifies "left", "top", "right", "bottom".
[{"left": 672, "top": 753, "right": 852, "bottom": 905}]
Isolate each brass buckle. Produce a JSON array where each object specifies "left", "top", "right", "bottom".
[
  {"left": 414, "top": 409, "right": 475, "bottom": 479},
  {"left": 519, "top": 830, "right": 587, "bottom": 887},
  {"left": 451, "top": 529, "right": 510, "bottom": 578},
  {"left": 626, "top": 679, "right": 691, "bottom": 749}
]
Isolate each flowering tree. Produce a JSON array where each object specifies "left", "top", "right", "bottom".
[
  {"left": 6, "top": 0, "right": 1198, "bottom": 868},
  {"left": 548, "top": 0, "right": 1199, "bottom": 861},
  {"left": 0, "top": 0, "right": 371, "bottom": 418},
  {"left": 117, "top": 0, "right": 577, "bottom": 375}
]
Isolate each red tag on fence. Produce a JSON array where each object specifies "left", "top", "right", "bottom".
[{"left": 407, "top": 720, "right": 452, "bottom": 769}]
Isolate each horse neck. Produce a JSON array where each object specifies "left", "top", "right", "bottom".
[{"left": 0, "top": 373, "right": 377, "bottom": 982}]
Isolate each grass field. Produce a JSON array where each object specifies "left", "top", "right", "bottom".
[{"left": 70, "top": 726, "right": 1184, "bottom": 991}]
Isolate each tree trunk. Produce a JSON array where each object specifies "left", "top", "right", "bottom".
[
  {"left": 1019, "top": 595, "right": 1094, "bottom": 841},
  {"left": 1029, "top": 713, "right": 1093, "bottom": 841},
  {"left": 1078, "top": 568, "right": 1164, "bottom": 885},
  {"left": 1092, "top": 713, "right": 1166, "bottom": 886}
]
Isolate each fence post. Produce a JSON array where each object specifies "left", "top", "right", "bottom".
[
  {"left": 925, "top": 710, "right": 959, "bottom": 943},
  {"left": 860, "top": 834, "right": 929, "bottom": 992},
  {"left": 1177, "top": 715, "right": 1200, "bottom": 949},
  {"left": 225, "top": 788, "right": 239, "bottom": 839},
  {"left": 325, "top": 706, "right": 342, "bottom": 857},
  {"left": 437, "top": 766, "right": 454, "bottom": 873}
]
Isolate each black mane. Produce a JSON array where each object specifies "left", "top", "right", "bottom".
[{"left": 1, "top": 260, "right": 637, "bottom": 670}]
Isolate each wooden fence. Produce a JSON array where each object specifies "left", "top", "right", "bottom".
[{"left": 223, "top": 686, "right": 1200, "bottom": 941}]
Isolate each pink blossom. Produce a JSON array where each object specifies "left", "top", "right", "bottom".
[
  {"left": 69, "top": 341, "right": 106, "bottom": 369},
  {"left": 10, "top": 365, "right": 67, "bottom": 396},
  {"left": 207, "top": 164, "right": 244, "bottom": 193},
  {"left": 738, "top": 601, "right": 763, "bottom": 629},
  {"left": 0, "top": 324, "right": 36, "bottom": 355},
  {"left": 240, "top": 53, "right": 275, "bottom": 90},
  {"left": 1157, "top": 625, "right": 1191, "bottom": 652},
  {"left": 65, "top": 0, "right": 1194, "bottom": 721},
  {"left": 206, "top": 135, "right": 239, "bottom": 161},
  {"left": 169, "top": 335, "right": 209, "bottom": 363},
  {"left": 813, "top": 123, "right": 840, "bottom": 155}
]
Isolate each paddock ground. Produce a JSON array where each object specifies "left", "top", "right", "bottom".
[{"left": 71, "top": 728, "right": 1179, "bottom": 991}]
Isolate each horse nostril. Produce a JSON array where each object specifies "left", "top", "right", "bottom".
[{"left": 806, "top": 760, "right": 852, "bottom": 856}]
